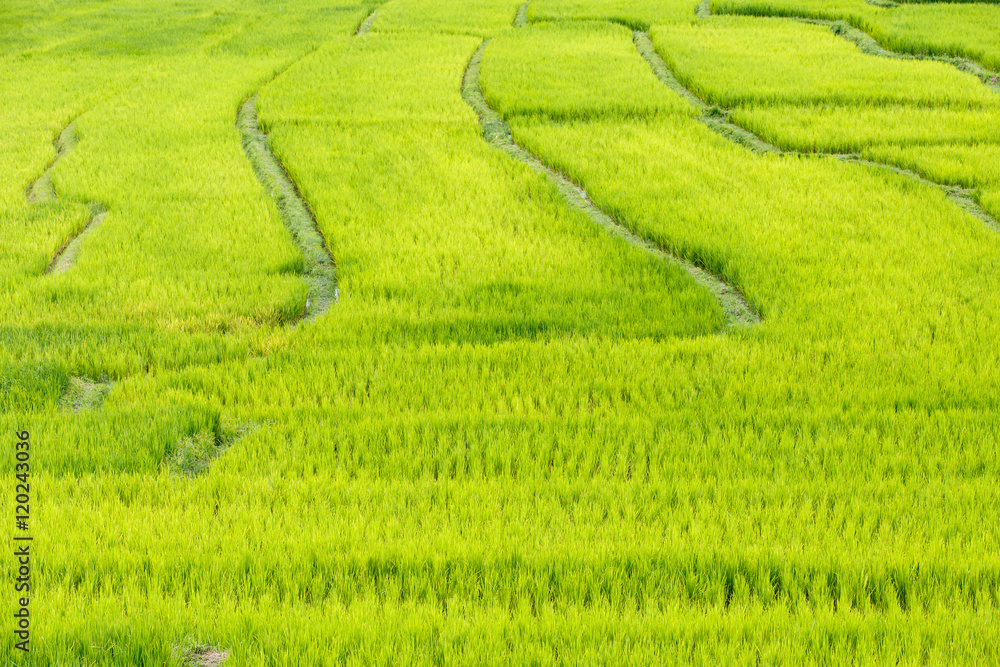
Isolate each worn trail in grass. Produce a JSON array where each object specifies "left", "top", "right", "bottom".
[
  {"left": 356, "top": 7, "right": 379, "bottom": 35},
  {"left": 7, "top": 0, "right": 1000, "bottom": 663},
  {"left": 27, "top": 120, "right": 109, "bottom": 274},
  {"left": 237, "top": 94, "right": 338, "bottom": 321}
]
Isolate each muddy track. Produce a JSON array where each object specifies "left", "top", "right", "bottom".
[
  {"left": 634, "top": 30, "right": 1000, "bottom": 233},
  {"left": 462, "top": 40, "right": 758, "bottom": 329},
  {"left": 27, "top": 121, "right": 109, "bottom": 275},
  {"left": 356, "top": 7, "right": 378, "bottom": 35},
  {"left": 705, "top": 1, "right": 1000, "bottom": 93},
  {"left": 237, "top": 95, "right": 338, "bottom": 320}
]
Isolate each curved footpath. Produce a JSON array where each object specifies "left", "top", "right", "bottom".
[
  {"left": 514, "top": 0, "right": 530, "bottom": 28},
  {"left": 356, "top": 7, "right": 378, "bottom": 35},
  {"left": 237, "top": 56, "right": 338, "bottom": 322},
  {"left": 27, "top": 121, "right": 109, "bottom": 275},
  {"left": 462, "top": 40, "right": 760, "bottom": 329}
]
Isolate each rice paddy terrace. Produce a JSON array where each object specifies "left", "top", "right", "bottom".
[{"left": 2, "top": 0, "right": 1000, "bottom": 663}]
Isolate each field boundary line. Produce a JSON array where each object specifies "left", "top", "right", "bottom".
[
  {"left": 635, "top": 30, "right": 1000, "bottom": 233},
  {"left": 514, "top": 1, "right": 530, "bottom": 28},
  {"left": 462, "top": 40, "right": 759, "bottom": 329},
  {"left": 27, "top": 120, "right": 110, "bottom": 275},
  {"left": 237, "top": 47, "right": 339, "bottom": 322},
  {"left": 237, "top": 96, "right": 338, "bottom": 321},
  {"left": 356, "top": 7, "right": 378, "bottom": 35}
]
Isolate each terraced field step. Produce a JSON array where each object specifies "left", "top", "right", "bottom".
[
  {"left": 59, "top": 376, "right": 113, "bottom": 411},
  {"left": 462, "top": 40, "right": 759, "bottom": 330}
]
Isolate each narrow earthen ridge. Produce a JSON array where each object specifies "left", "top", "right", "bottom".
[
  {"left": 48, "top": 204, "right": 108, "bottom": 274},
  {"left": 27, "top": 121, "right": 111, "bottom": 275},
  {"left": 513, "top": 0, "right": 530, "bottom": 28},
  {"left": 237, "top": 96, "right": 338, "bottom": 320},
  {"left": 634, "top": 31, "right": 1000, "bottom": 233},
  {"left": 462, "top": 40, "right": 759, "bottom": 329},
  {"left": 356, "top": 7, "right": 378, "bottom": 35},
  {"left": 26, "top": 122, "right": 75, "bottom": 203}
]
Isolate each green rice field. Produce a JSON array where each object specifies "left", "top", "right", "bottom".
[{"left": 3, "top": 0, "right": 1000, "bottom": 663}]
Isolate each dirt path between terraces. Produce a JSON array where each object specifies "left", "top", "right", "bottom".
[
  {"left": 27, "top": 121, "right": 109, "bottom": 274},
  {"left": 237, "top": 51, "right": 338, "bottom": 322}
]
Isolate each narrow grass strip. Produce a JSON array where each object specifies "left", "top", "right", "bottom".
[
  {"left": 356, "top": 7, "right": 378, "bottom": 35},
  {"left": 27, "top": 121, "right": 111, "bottom": 275},
  {"left": 462, "top": 40, "right": 759, "bottom": 329},
  {"left": 514, "top": 1, "right": 530, "bottom": 28},
  {"left": 48, "top": 204, "right": 108, "bottom": 274},
  {"left": 819, "top": 19, "right": 999, "bottom": 93},
  {"left": 636, "top": 30, "right": 1000, "bottom": 233},
  {"left": 237, "top": 96, "right": 338, "bottom": 321}
]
